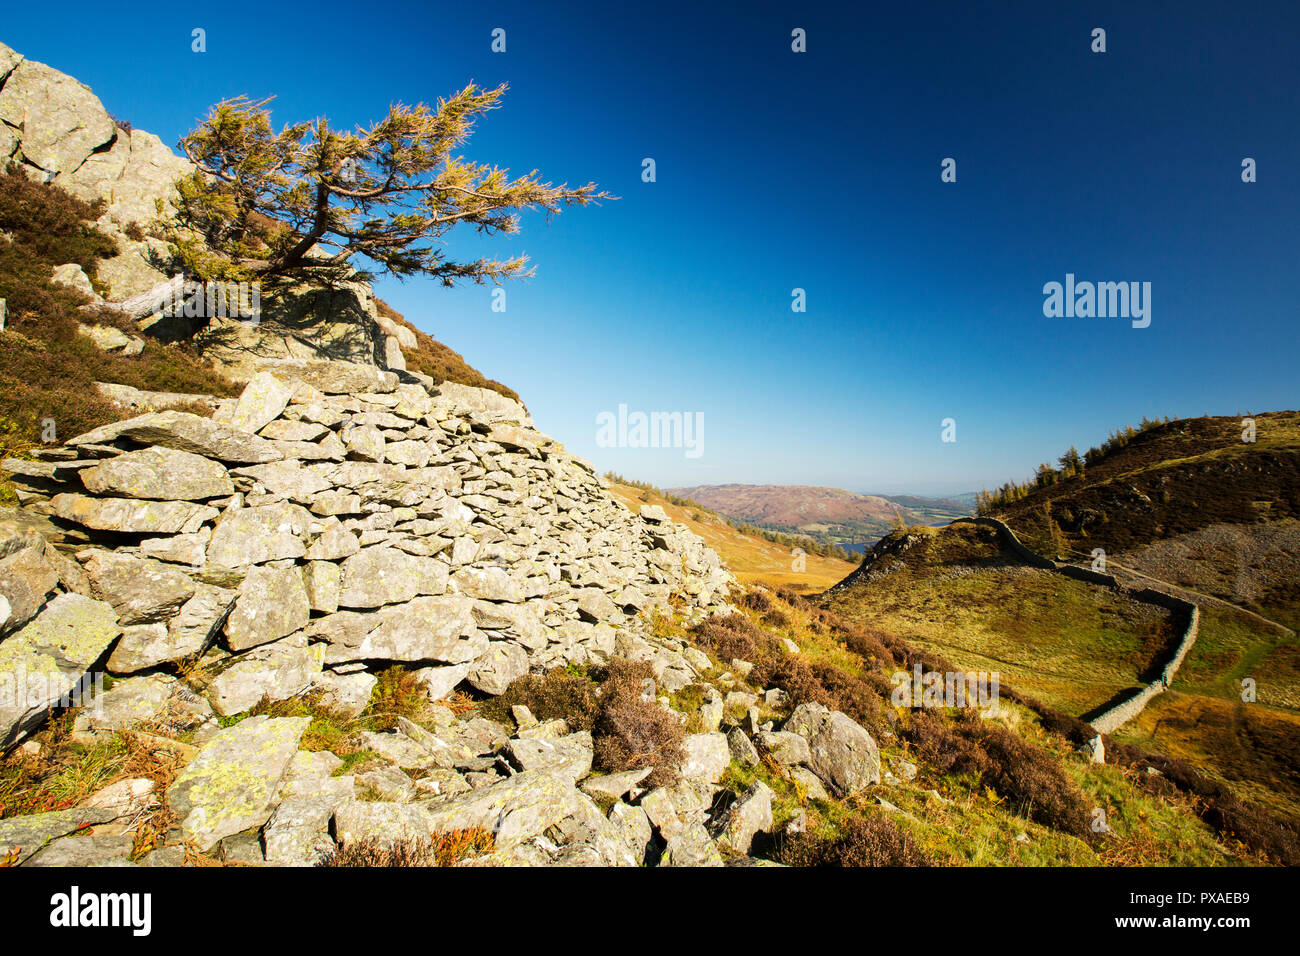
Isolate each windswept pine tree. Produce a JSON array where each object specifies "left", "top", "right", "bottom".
[{"left": 172, "top": 86, "right": 612, "bottom": 284}]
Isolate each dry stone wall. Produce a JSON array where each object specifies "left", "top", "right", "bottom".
[
  {"left": 1, "top": 359, "right": 733, "bottom": 744},
  {"left": 951, "top": 517, "right": 1200, "bottom": 736}
]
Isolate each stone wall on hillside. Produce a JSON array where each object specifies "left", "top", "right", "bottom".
[
  {"left": 957, "top": 517, "right": 1201, "bottom": 737},
  {"left": 826, "top": 516, "right": 1201, "bottom": 738},
  {"left": 0, "top": 360, "right": 733, "bottom": 746}
]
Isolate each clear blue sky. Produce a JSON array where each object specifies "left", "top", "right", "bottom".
[{"left": 5, "top": 1, "right": 1297, "bottom": 495}]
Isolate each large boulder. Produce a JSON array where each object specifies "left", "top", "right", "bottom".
[
  {"left": 0, "top": 48, "right": 114, "bottom": 178},
  {"left": 0, "top": 593, "right": 121, "bottom": 746},
  {"left": 782, "top": 702, "right": 881, "bottom": 797},
  {"left": 165, "top": 715, "right": 308, "bottom": 851},
  {"left": 79, "top": 446, "right": 233, "bottom": 501}
]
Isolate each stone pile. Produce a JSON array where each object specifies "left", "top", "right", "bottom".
[{"left": 1, "top": 359, "right": 733, "bottom": 745}]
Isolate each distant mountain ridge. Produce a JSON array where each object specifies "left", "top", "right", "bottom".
[{"left": 665, "top": 483, "right": 971, "bottom": 550}]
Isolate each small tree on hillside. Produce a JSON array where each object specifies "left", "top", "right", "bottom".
[{"left": 172, "top": 85, "right": 611, "bottom": 283}]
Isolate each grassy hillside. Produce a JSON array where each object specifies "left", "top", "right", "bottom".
[
  {"left": 605, "top": 479, "right": 858, "bottom": 593},
  {"left": 817, "top": 523, "right": 1299, "bottom": 858},
  {"left": 976, "top": 412, "right": 1300, "bottom": 823},
  {"left": 822, "top": 523, "right": 1178, "bottom": 718},
  {"left": 986, "top": 411, "right": 1300, "bottom": 559},
  {"left": 0, "top": 165, "right": 240, "bottom": 495}
]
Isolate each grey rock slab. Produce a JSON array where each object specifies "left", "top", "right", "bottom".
[
  {"left": 166, "top": 715, "right": 308, "bottom": 851},
  {"left": 467, "top": 640, "right": 528, "bottom": 695},
  {"left": 263, "top": 776, "right": 355, "bottom": 865},
  {"left": 310, "top": 668, "right": 376, "bottom": 718},
  {"left": 50, "top": 494, "right": 217, "bottom": 534},
  {"left": 26, "top": 833, "right": 137, "bottom": 867},
  {"left": 69, "top": 411, "right": 283, "bottom": 464},
  {"left": 0, "top": 593, "right": 121, "bottom": 747},
  {"left": 332, "top": 800, "right": 436, "bottom": 848},
  {"left": 504, "top": 731, "right": 594, "bottom": 786},
  {"left": 325, "top": 595, "right": 484, "bottom": 666},
  {"left": 223, "top": 564, "right": 310, "bottom": 652},
  {"left": 206, "top": 501, "right": 312, "bottom": 568},
  {"left": 755, "top": 730, "right": 812, "bottom": 767},
  {"left": 782, "top": 702, "right": 881, "bottom": 797},
  {"left": 108, "top": 583, "right": 235, "bottom": 672},
  {"left": 81, "top": 549, "right": 195, "bottom": 625},
  {"left": 679, "top": 732, "right": 731, "bottom": 783},
  {"left": 337, "top": 545, "right": 447, "bottom": 609},
  {"left": 0, "top": 543, "right": 60, "bottom": 634},
  {"left": 228, "top": 372, "right": 295, "bottom": 435},
  {"left": 715, "top": 781, "right": 774, "bottom": 855},
  {"left": 0, "top": 807, "right": 118, "bottom": 865},
  {"left": 78, "top": 446, "right": 233, "bottom": 500},
  {"left": 579, "top": 768, "right": 653, "bottom": 803},
  {"left": 206, "top": 639, "right": 323, "bottom": 717}
]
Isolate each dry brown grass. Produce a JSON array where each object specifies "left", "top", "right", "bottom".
[
  {"left": 320, "top": 830, "right": 494, "bottom": 867},
  {"left": 374, "top": 298, "right": 519, "bottom": 402}
]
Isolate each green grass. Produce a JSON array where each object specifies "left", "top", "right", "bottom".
[{"left": 823, "top": 525, "right": 1175, "bottom": 716}]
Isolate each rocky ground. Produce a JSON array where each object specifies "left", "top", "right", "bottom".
[{"left": 0, "top": 360, "right": 897, "bottom": 866}]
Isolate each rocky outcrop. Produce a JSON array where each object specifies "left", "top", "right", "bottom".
[
  {"left": 0, "top": 41, "right": 419, "bottom": 374},
  {"left": 0, "top": 41, "right": 187, "bottom": 301}
]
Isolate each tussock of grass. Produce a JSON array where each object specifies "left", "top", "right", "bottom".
[{"left": 320, "top": 830, "right": 494, "bottom": 867}]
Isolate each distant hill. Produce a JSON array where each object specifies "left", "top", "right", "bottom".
[{"left": 666, "top": 483, "right": 970, "bottom": 551}]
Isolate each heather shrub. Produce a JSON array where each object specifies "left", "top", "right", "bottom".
[
  {"left": 482, "top": 669, "right": 600, "bottom": 732},
  {"left": 486, "top": 658, "right": 684, "bottom": 787},
  {"left": 774, "top": 813, "right": 933, "bottom": 867},
  {"left": 320, "top": 831, "right": 494, "bottom": 867}
]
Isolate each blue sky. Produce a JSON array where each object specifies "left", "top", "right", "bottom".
[{"left": 5, "top": 1, "right": 1297, "bottom": 495}]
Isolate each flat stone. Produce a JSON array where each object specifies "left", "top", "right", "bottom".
[
  {"left": 0, "top": 543, "right": 60, "bottom": 634},
  {"left": 78, "top": 446, "right": 233, "bottom": 500},
  {"left": 0, "top": 807, "right": 118, "bottom": 865},
  {"left": 206, "top": 638, "right": 324, "bottom": 717},
  {"left": 166, "top": 715, "right": 308, "bottom": 851},
  {"left": 338, "top": 546, "right": 447, "bottom": 609},
  {"left": 223, "top": 564, "right": 310, "bottom": 651},
  {"left": 450, "top": 566, "right": 524, "bottom": 603},
  {"left": 206, "top": 501, "right": 312, "bottom": 568},
  {"left": 311, "top": 668, "right": 376, "bottom": 718},
  {"left": 263, "top": 776, "right": 355, "bottom": 865},
  {"left": 81, "top": 549, "right": 195, "bottom": 625},
  {"left": 503, "top": 731, "right": 593, "bottom": 785},
  {"left": 0, "top": 593, "right": 121, "bottom": 747},
  {"left": 228, "top": 372, "right": 295, "bottom": 434},
  {"left": 69, "top": 410, "right": 283, "bottom": 464},
  {"left": 50, "top": 494, "right": 217, "bottom": 534}
]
